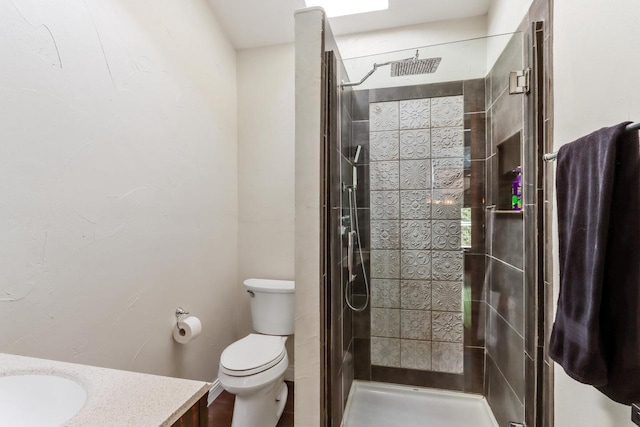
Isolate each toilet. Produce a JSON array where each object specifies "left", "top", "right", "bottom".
[{"left": 218, "top": 278, "right": 294, "bottom": 427}]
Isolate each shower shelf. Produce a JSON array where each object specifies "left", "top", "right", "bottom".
[{"left": 493, "top": 210, "right": 523, "bottom": 214}]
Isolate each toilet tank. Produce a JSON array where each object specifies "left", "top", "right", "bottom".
[{"left": 244, "top": 279, "right": 295, "bottom": 335}]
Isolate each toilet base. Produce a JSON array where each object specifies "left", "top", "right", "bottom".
[{"left": 230, "top": 377, "right": 288, "bottom": 427}]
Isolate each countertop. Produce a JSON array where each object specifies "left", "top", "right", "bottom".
[{"left": 0, "top": 353, "right": 210, "bottom": 426}]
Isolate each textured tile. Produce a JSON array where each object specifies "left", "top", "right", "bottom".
[
  {"left": 370, "top": 161, "right": 399, "bottom": 191},
  {"left": 370, "top": 250, "right": 400, "bottom": 278},
  {"left": 401, "top": 250, "right": 431, "bottom": 280},
  {"left": 371, "top": 308, "right": 400, "bottom": 338},
  {"left": 371, "top": 191, "right": 400, "bottom": 220},
  {"left": 432, "top": 281, "right": 463, "bottom": 312},
  {"left": 400, "top": 190, "right": 431, "bottom": 220},
  {"left": 431, "top": 189, "right": 463, "bottom": 219},
  {"left": 401, "top": 220, "right": 431, "bottom": 250},
  {"left": 400, "top": 129, "right": 430, "bottom": 159},
  {"left": 400, "top": 160, "right": 431, "bottom": 190},
  {"left": 371, "top": 337, "right": 401, "bottom": 367},
  {"left": 399, "top": 98, "right": 431, "bottom": 129},
  {"left": 431, "top": 96, "right": 464, "bottom": 128},
  {"left": 370, "top": 131, "right": 399, "bottom": 161},
  {"left": 432, "top": 158, "right": 464, "bottom": 189},
  {"left": 401, "top": 309, "right": 431, "bottom": 340},
  {"left": 371, "top": 220, "right": 400, "bottom": 250},
  {"left": 400, "top": 280, "right": 431, "bottom": 310},
  {"left": 371, "top": 279, "right": 400, "bottom": 308},
  {"left": 401, "top": 340, "right": 432, "bottom": 370},
  {"left": 431, "top": 251, "right": 464, "bottom": 281},
  {"left": 370, "top": 101, "right": 399, "bottom": 131},
  {"left": 432, "top": 311, "right": 464, "bottom": 342},
  {"left": 431, "top": 220, "right": 461, "bottom": 250},
  {"left": 432, "top": 342, "right": 464, "bottom": 373},
  {"left": 432, "top": 127, "right": 464, "bottom": 158}
]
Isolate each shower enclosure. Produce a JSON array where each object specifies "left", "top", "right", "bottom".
[{"left": 294, "top": 5, "right": 552, "bottom": 427}]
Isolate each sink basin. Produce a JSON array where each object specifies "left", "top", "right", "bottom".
[{"left": 0, "top": 374, "right": 87, "bottom": 426}]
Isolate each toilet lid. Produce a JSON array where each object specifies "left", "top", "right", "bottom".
[{"left": 220, "top": 334, "right": 286, "bottom": 377}]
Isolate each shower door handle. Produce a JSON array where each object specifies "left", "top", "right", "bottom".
[{"left": 347, "top": 230, "right": 357, "bottom": 283}]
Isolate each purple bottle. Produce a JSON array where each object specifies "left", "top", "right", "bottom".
[{"left": 512, "top": 167, "right": 522, "bottom": 211}]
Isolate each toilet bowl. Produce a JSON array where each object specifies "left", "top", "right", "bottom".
[{"left": 218, "top": 279, "right": 294, "bottom": 427}]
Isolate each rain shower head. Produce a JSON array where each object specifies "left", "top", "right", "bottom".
[
  {"left": 341, "top": 50, "right": 442, "bottom": 89},
  {"left": 390, "top": 56, "right": 441, "bottom": 77}
]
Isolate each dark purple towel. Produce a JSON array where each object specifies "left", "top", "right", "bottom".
[
  {"left": 549, "top": 122, "right": 631, "bottom": 387},
  {"left": 596, "top": 125, "right": 640, "bottom": 404}
]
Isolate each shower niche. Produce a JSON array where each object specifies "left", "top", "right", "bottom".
[{"left": 496, "top": 132, "right": 523, "bottom": 211}]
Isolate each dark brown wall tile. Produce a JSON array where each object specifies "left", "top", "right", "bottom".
[
  {"left": 463, "top": 79, "right": 486, "bottom": 113},
  {"left": 488, "top": 257, "right": 525, "bottom": 336},
  {"left": 492, "top": 214, "right": 524, "bottom": 269},
  {"left": 487, "top": 306, "right": 525, "bottom": 402},
  {"left": 369, "top": 81, "right": 463, "bottom": 102}
]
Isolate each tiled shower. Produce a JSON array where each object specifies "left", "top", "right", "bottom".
[
  {"left": 348, "top": 79, "right": 487, "bottom": 396},
  {"left": 319, "top": 1, "right": 552, "bottom": 424}
]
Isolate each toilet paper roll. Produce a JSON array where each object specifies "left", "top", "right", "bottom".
[{"left": 173, "top": 316, "right": 202, "bottom": 344}]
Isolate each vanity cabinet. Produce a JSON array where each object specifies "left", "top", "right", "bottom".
[{"left": 171, "top": 395, "right": 208, "bottom": 427}]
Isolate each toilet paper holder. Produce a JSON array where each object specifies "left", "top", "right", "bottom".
[{"left": 175, "top": 307, "right": 189, "bottom": 328}]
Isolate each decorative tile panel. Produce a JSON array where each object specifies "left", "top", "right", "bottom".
[
  {"left": 371, "top": 308, "right": 400, "bottom": 337},
  {"left": 432, "top": 281, "right": 463, "bottom": 312},
  {"left": 371, "top": 220, "right": 400, "bottom": 249},
  {"left": 432, "top": 311, "right": 464, "bottom": 342},
  {"left": 400, "top": 130, "right": 430, "bottom": 159},
  {"left": 371, "top": 250, "right": 400, "bottom": 279},
  {"left": 401, "top": 340, "right": 432, "bottom": 370},
  {"left": 401, "top": 220, "right": 431, "bottom": 250},
  {"left": 370, "top": 131, "right": 400, "bottom": 161},
  {"left": 431, "top": 96, "right": 463, "bottom": 128},
  {"left": 431, "top": 251, "right": 464, "bottom": 281},
  {"left": 399, "top": 99, "right": 430, "bottom": 129},
  {"left": 370, "top": 161, "right": 399, "bottom": 191},
  {"left": 400, "top": 160, "right": 430, "bottom": 190},
  {"left": 371, "top": 191, "right": 400, "bottom": 220},
  {"left": 401, "top": 309, "right": 431, "bottom": 340},
  {"left": 371, "top": 337, "right": 401, "bottom": 367},
  {"left": 431, "top": 220, "right": 461, "bottom": 250},
  {"left": 432, "top": 158, "right": 464, "bottom": 189},
  {"left": 432, "top": 127, "right": 464, "bottom": 158},
  {"left": 401, "top": 250, "right": 431, "bottom": 280},
  {"left": 400, "top": 190, "right": 431, "bottom": 220},
  {"left": 370, "top": 101, "right": 399, "bottom": 131},
  {"left": 400, "top": 280, "right": 431, "bottom": 310},
  {"left": 371, "top": 279, "right": 400, "bottom": 308},
  {"left": 432, "top": 342, "right": 464, "bottom": 373},
  {"left": 431, "top": 189, "right": 463, "bottom": 219}
]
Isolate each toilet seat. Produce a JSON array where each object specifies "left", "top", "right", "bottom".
[{"left": 220, "top": 334, "right": 286, "bottom": 377}]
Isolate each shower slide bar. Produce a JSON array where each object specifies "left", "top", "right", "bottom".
[{"left": 543, "top": 121, "right": 640, "bottom": 162}]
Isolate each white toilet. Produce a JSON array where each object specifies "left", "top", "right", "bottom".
[{"left": 218, "top": 278, "right": 294, "bottom": 427}]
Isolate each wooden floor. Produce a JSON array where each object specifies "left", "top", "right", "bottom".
[{"left": 207, "top": 381, "right": 294, "bottom": 427}]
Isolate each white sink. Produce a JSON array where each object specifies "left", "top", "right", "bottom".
[{"left": 0, "top": 374, "right": 87, "bottom": 427}]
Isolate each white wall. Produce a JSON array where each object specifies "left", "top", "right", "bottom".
[
  {"left": 294, "top": 8, "right": 325, "bottom": 427},
  {"left": 553, "top": 0, "right": 640, "bottom": 425},
  {"left": 0, "top": 0, "right": 238, "bottom": 382},
  {"left": 486, "top": 0, "right": 533, "bottom": 69},
  {"left": 236, "top": 43, "right": 296, "bottom": 373},
  {"left": 335, "top": 16, "right": 488, "bottom": 89}
]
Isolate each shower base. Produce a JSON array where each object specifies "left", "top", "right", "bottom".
[{"left": 343, "top": 381, "right": 498, "bottom": 427}]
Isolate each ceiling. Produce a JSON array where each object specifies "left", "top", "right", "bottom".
[{"left": 207, "top": 0, "right": 492, "bottom": 49}]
